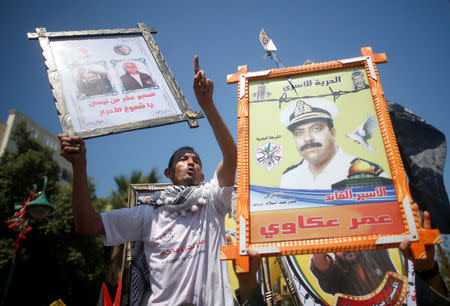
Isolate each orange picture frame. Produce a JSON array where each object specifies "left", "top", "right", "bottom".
[{"left": 221, "top": 47, "right": 440, "bottom": 272}]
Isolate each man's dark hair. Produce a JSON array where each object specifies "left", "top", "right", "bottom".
[
  {"left": 323, "top": 118, "right": 334, "bottom": 129},
  {"left": 167, "top": 146, "right": 201, "bottom": 169}
]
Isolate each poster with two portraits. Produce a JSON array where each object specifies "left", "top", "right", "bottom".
[
  {"left": 28, "top": 24, "right": 202, "bottom": 139},
  {"left": 223, "top": 48, "right": 440, "bottom": 305}
]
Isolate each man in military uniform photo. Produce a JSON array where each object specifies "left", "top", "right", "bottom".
[{"left": 280, "top": 98, "right": 387, "bottom": 190}]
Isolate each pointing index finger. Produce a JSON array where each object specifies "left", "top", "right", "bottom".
[{"left": 194, "top": 55, "right": 199, "bottom": 75}]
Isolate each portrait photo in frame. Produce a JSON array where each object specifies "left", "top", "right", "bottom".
[
  {"left": 221, "top": 47, "right": 440, "bottom": 273},
  {"left": 28, "top": 23, "right": 203, "bottom": 139}
]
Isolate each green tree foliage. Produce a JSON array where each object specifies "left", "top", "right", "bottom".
[
  {"left": 109, "top": 169, "right": 159, "bottom": 209},
  {"left": 0, "top": 121, "right": 60, "bottom": 223},
  {"left": 0, "top": 122, "right": 109, "bottom": 305}
]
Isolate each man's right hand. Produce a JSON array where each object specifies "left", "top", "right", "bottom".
[
  {"left": 58, "top": 134, "right": 86, "bottom": 166},
  {"left": 58, "top": 134, "right": 104, "bottom": 235}
]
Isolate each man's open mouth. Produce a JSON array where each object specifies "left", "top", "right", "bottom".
[{"left": 186, "top": 168, "right": 195, "bottom": 175}]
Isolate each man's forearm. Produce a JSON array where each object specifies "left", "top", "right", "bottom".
[
  {"left": 237, "top": 276, "right": 260, "bottom": 303},
  {"left": 201, "top": 100, "right": 237, "bottom": 187},
  {"left": 416, "top": 261, "right": 449, "bottom": 298},
  {"left": 192, "top": 55, "right": 236, "bottom": 187},
  {"left": 71, "top": 161, "right": 104, "bottom": 235}
]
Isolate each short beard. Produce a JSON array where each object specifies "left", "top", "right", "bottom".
[{"left": 179, "top": 175, "right": 199, "bottom": 187}]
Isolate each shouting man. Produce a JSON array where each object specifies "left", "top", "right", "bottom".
[{"left": 59, "top": 56, "right": 237, "bottom": 305}]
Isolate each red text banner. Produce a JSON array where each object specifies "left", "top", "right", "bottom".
[{"left": 251, "top": 202, "right": 405, "bottom": 243}]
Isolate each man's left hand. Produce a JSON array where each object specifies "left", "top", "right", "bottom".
[
  {"left": 399, "top": 203, "right": 435, "bottom": 272},
  {"left": 227, "top": 235, "right": 261, "bottom": 301},
  {"left": 193, "top": 55, "right": 214, "bottom": 109}
]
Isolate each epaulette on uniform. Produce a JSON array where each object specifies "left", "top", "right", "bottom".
[{"left": 282, "top": 159, "right": 304, "bottom": 175}]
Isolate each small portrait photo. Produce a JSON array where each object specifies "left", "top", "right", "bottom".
[
  {"left": 253, "top": 82, "right": 271, "bottom": 101},
  {"left": 113, "top": 59, "right": 159, "bottom": 93},
  {"left": 74, "top": 62, "right": 115, "bottom": 99},
  {"left": 113, "top": 44, "right": 131, "bottom": 56},
  {"left": 352, "top": 70, "right": 369, "bottom": 90}
]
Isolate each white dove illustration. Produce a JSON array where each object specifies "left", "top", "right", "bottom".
[{"left": 346, "top": 116, "right": 378, "bottom": 152}]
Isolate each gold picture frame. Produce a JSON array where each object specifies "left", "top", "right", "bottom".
[{"left": 28, "top": 23, "right": 203, "bottom": 139}]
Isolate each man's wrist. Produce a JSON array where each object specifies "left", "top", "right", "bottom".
[
  {"left": 199, "top": 99, "right": 214, "bottom": 112},
  {"left": 235, "top": 283, "right": 263, "bottom": 306},
  {"left": 237, "top": 274, "right": 258, "bottom": 287},
  {"left": 416, "top": 261, "right": 440, "bottom": 281},
  {"left": 237, "top": 278, "right": 258, "bottom": 299}
]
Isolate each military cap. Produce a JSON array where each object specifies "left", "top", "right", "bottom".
[
  {"left": 280, "top": 98, "right": 338, "bottom": 131},
  {"left": 352, "top": 70, "right": 364, "bottom": 78}
]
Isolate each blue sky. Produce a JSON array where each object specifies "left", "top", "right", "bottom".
[{"left": 1, "top": 1, "right": 449, "bottom": 199}]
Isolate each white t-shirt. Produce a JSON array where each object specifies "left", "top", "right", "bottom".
[{"left": 100, "top": 173, "right": 234, "bottom": 306}]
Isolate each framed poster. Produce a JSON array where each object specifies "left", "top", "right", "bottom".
[
  {"left": 221, "top": 47, "right": 440, "bottom": 272},
  {"left": 28, "top": 23, "right": 203, "bottom": 139}
]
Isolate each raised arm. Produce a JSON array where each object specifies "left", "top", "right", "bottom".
[
  {"left": 58, "top": 134, "right": 105, "bottom": 235},
  {"left": 193, "top": 55, "right": 237, "bottom": 187}
]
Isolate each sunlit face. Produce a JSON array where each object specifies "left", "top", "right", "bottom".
[
  {"left": 124, "top": 62, "right": 138, "bottom": 75},
  {"left": 353, "top": 74, "right": 365, "bottom": 89},
  {"left": 164, "top": 152, "right": 204, "bottom": 186},
  {"left": 291, "top": 120, "right": 337, "bottom": 167}
]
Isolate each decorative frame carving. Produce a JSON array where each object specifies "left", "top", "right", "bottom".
[{"left": 221, "top": 47, "right": 440, "bottom": 272}]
